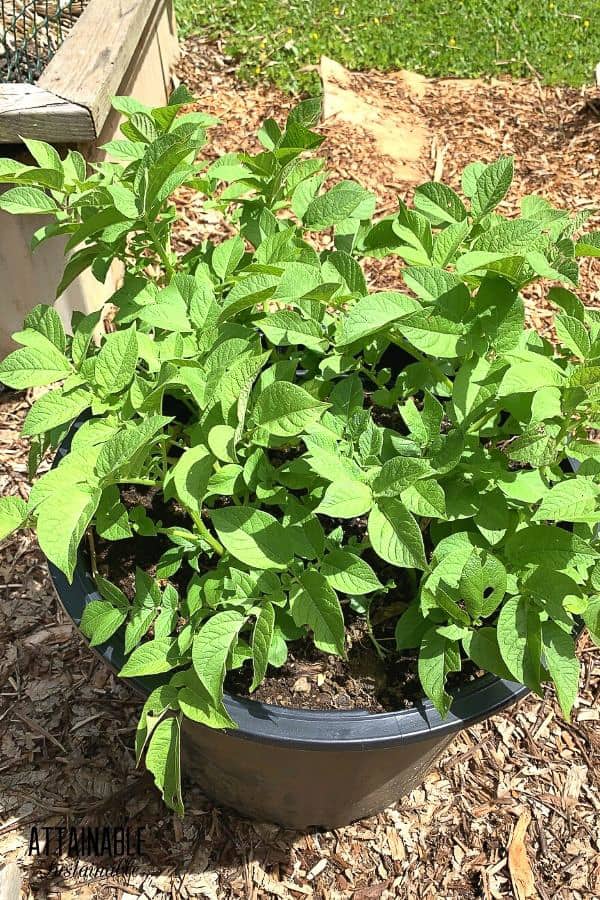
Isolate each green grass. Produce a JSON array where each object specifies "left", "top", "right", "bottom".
[{"left": 175, "top": 0, "right": 599, "bottom": 94}]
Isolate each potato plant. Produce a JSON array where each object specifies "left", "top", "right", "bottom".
[{"left": 0, "top": 87, "right": 599, "bottom": 812}]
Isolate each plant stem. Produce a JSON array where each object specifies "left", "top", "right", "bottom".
[
  {"left": 148, "top": 222, "right": 175, "bottom": 282},
  {"left": 117, "top": 478, "right": 162, "bottom": 487},
  {"left": 191, "top": 511, "right": 224, "bottom": 557},
  {"left": 160, "top": 438, "right": 168, "bottom": 479},
  {"left": 87, "top": 529, "right": 99, "bottom": 579},
  {"left": 366, "top": 606, "right": 386, "bottom": 661},
  {"left": 359, "top": 365, "right": 381, "bottom": 387},
  {"left": 466, "top": 403, "right": 500, "bottom": 435}
]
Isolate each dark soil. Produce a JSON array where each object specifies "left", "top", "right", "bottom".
[
  {"left": 95, "top": 486, "right": 194, "bottom": 601},
  {"left": 95, "top": 477, "right": 481, "bottom": 715}
]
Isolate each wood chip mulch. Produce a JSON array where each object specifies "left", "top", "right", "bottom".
[{"left": 0, "top": 35, "right": 599, "bottom": 900}]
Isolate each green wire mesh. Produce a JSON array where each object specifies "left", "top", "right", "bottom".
[{"left": 1, "top": 1, "right": 89, "bottom": 83}]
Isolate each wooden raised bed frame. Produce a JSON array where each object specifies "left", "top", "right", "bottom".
[
  {"left": 0, "top": 0, "right": 178, "bottom": 144},
  {"left": 0, "top": 0, "right": 179, "bottom": 356}
]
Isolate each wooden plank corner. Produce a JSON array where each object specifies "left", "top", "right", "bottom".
[
  {"left": 39, "top": 0, "right": 162, "bottom": 138},
  {"left": 0, "top": 83, "right": 95, "bottom": 144},
  {"left": 0, "top": 0, "right": 173, "bottom": 144}
]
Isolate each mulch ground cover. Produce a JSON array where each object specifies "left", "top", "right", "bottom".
[{"left": 0, "top": 36, "right": 598, "bottom": 900}]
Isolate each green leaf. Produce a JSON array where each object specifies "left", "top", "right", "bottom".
[
  {"left": 0, "top": 186, "right": 57, "bottom": 214},
  {"left": 418, "top": 627, "right": 461, "bottom": 716},
  {"left": 395, "top": 601, "right": 430, "bottom": 649},
  {"left": 72, "top": 309, "right": 102, "bottom": 369},
  {"left": 102, "top": 139, "right": 146, "bottom": 160},
  {"left": 305, "top": 440, "right": 363, "bottom": 483},
  {"left": 474, "top": 491, "right": 511, "bottom": 545},
  {"left": 304, "top": 180, "right": 375, "bottom": 230},
  {"left": 95, "top": 326, "right": 138, "bottom": 394},
  {"left": 80, "top": 599, "right": 127, "bottom": 647},
  {"left": 220, "top": 273, "right": 279, "bottom": 320},
  {"left": 0, "top": 496, "right": 28, "bottom": 540},
  {"left": 95, "top": 415, "right": 171, "bottom": 481},
  {"left": 548, "top": 286, "right": 585, "bottom": 320},
  {"left": 497, "top": 596, "right": 542, "bottom": 692},
  {"left": 575, "top": 232, "right": 600, "bottom": 257},
  {"left": 273, "top": 262, "right": 322, "bottom": 303},
  {"left": 470, "top": 157, "right": 514, "bottom": 220},
  {"left": 432, "top": 219, "right": 471, "bottom": 267},
  {"left": 401, "top": 480, "right": 446, "bottom": 518},
  {"left": 212, "top": 235, "right": 245, "bottom": 279},
  {"left": 505, "top": 425, "right": 560, "bottom": 468},
  {"left": 257, "top": 311, "right": 326, "bottom": 352},
  {"left": 498, "top": 351, "right": 565, "bottom": 396},
  {"left": 505, "top": 524, "right": 598, "bottom": 571},
  {"left": 532, "top": 478, "right": 600, "bottom": 524},
  {"left": 135, "top": 684, "right": 179, "bottom": 764},
  {"left": 393, "top": 202, "right": 433, "bottom": 262},
  {"left": 461, "top": 161, "right": 486, "bottom": 198},
  {"left": 23, "top": 304, "right": 66, "bottom": 352},
  {"left": 192, "top": 610, "right": 245, "bottom": 708},
  {"left": 217, "top": 351, "right": 271, "bottom": 424},
  {"left": 321, "top": 549, "right": 383, "bottom": 595},
  {"left": 316, "top": 479, "right": 372, "bottom": 518},
  {"left": 414, "top": 182, "right": 467, "bottom": 224},
  {"left": 368, "top": 498, "right": 427, "bottom": 569},
  {"left": 251, "top": 602, "right": 275, "bottom": 691},
  {"left": 139, "top": 287, "right": 192, "bottom": 332},
  {"left": 374, "top": 457, "right": 433, "bottom": 497},
  {"left": 253, "top": 381, "right": 328, "bottom": 437},
  {"left": 145, "top": 715, "right": 184, "bottom": 816},
  {"left": 462, "top": 628, "right": 513, "bottom": 680},
  {"left": 542, "top": 621, "right": 579, "bottom": 719},
  {"left": 322, "top": 249, "right": 367, "bottom": 295},
  {"left": 582, "top": 596, "right": 600, "bottom": 647},
  {"left": 22, "top": 137, "right": 62, "bottom": 172},
  {"left": 125, "top": 607, "right": 157, "bottom": 655},
  {"left": 400, "top": 312, "right": 464, "bottom": 358},
  {"left": 64, "top": 207, "right": 128, "bottom": 254},
  {"left": 37, "top": 484, "right": 100, "bottom": 581},
  {"left": 171, "top": 445, "right": 214, "bottom": 515},
  {"left": 459, "top": 551, "right": 507, "bottom": 618},
  {"left": 555, "top": 314, "right": 590, "bottom": 359},
  {"left": 337, "top": 292, "right": 420, "bottom": 347},
  {"left": 96, "top": 574, "right": 130, "bottom": 611},
  {"left": 474, "top": 218, "right": 543, "bottom": 254},
  {"left": 291, "top": 570, "right": 345, "bottom": 655},
  {"left": 177, "top": 670, "right": 236, "bottom": 729},
  {"left": 402, "top": 266, "right": 460, "bottom": 302},
  {"left": 120, "top": 638, "right": 177, "bottom": 676},
  {"left": 0, "top": 343, "right": 71, "bottom": 388},
  {"left": 95, "top": 484, "right": 132, "bottom": 540},
  {"left": 211, "top": 506, "right": 293, "bottom": 570},
  {"left": 56, "top": 245, "right": 103, "bottom": 297}
]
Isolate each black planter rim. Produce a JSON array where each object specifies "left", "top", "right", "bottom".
[
  {"left": 50, "top": 556, "right": 529, "bottom": 752},
  {"left": 48, "top": 420, "right": 530, "bottom": 752}
]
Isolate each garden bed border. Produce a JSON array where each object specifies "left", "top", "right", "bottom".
[{"left": 0, "top": 0, "right": 175, "bottom": 143}]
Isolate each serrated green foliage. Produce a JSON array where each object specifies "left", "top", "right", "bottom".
[
  {"left": 145, "top": 715, "right": 184, "bottom": 816},
  {"left": 1, "top": 91, "right": 598, "bottom": 817},
  {"left": 291, "top": 570, "right": 345, "bottom": 655},
  {"left": 418, "top": 627, "right": 461, "bottom": 716},
  {"left": 251, "top": 601, "right": 275, "bottom": 691},
  {"left": 0, "top": 496, "right": 29, "bottom": 540}
]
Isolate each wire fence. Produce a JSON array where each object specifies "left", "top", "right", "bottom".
[{"left": 1, "top": 1, "right": 89, "bottom": 84}]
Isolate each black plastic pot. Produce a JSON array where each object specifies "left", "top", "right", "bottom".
[{"left": 49, "top": 554, "right": 528, "bottom": 829}]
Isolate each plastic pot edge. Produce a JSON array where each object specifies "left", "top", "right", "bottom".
[{"left": 49, "top": 557, "right": 529, "bottom": 751}]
